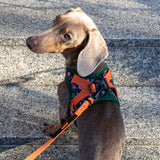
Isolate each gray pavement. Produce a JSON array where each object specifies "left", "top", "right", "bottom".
[
  {"left": 0, "top": 0, "right": 160, "bottom": 159},
  {"left": 0, "top": 141, "right": 159, "bottom": 160},
  {"left": 0, "top": 0, "right": 160, "bottom": 39}
]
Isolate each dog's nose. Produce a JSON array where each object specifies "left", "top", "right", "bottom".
[{"left": 26, "top": 36, "right": 37, "bottom": 50}]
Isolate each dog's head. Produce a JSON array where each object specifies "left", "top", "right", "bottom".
[{"left": 26, "top": 8, "right": 108, "bottom": 76}]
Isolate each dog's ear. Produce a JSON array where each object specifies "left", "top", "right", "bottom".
[{"left": 77, "top": 29, "right": 108, "bottom": 77}]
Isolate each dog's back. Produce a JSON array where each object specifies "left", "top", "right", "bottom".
[{"left": 78, "top": 101, "right": 125, "bottom": 160}]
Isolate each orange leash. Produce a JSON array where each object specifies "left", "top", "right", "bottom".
[
  {"left": 24, "top": 99, "right": 93, "bottom": 160},
  {"left": 24, "top": 138, "right": 55, "bottom": 160}
]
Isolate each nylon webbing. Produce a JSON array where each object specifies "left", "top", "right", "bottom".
[{"left": 24, "top": 99, "right": 93, "bottom": 160}]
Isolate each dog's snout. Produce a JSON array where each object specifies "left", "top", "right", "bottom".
[{"left": 26, "top": 36, "right": 38, "bottom": 50}]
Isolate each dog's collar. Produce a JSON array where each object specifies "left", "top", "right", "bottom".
[{"left": 65, "top": 64, "right": 120, "bottom": 115}]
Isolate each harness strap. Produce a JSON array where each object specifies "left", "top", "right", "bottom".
[
  {"left": 103, "top": 68, "right": 118, "bottom": 98},
  {"left": 71, "top": 74, "right": 97, "bottom": 107},
  {"left": 71, "top": 67, "right": 118, "bottom": 109},
  {"left": 24, "top": 98, "right": 94, "bottom": 160}
]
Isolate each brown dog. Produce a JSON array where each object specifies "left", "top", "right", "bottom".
[{"left": 26, "top": 8, "right": 125, "bottom": 160}]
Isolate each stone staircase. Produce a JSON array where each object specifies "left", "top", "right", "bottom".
[{"left": 0, "top": 0, "right": 159, "bottom": 159}]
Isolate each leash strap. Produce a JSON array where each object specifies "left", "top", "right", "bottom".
[{"left": 24, "top": 98, "right": 93, "bottom": 160}]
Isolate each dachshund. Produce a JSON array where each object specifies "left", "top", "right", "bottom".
[{"left": 26, "top": 8, "right": 125, "bottom": 160}]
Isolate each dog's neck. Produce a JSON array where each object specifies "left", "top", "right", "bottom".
[
  {"left": 62, "top": 51, "right": 105, "bottom": 76},
  {"left": 62, "top": 37, "right": 105, "bottom": 75},
  {"left": 61, "top": 47, "right": 80, "bottom": 70}
]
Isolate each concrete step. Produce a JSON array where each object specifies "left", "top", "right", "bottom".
[
  {"left": 0, "top": 138, "right": 159, "bottom": 160},
  {"left": 0, "top": 41, "right": 159, "bottom": 87},
  {"left": 0, "top": 0, "right": 160, "bottom": 39}
]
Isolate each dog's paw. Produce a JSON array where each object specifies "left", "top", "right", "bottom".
[{"left": 43, "top": 124, "right": 57, "bottom": 136}]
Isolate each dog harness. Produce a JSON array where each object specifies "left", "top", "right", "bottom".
[{"left": 65, "top": 63, "right": 120, "bottom": 115}]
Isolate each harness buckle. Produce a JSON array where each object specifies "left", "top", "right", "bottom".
[{"left": 88, "top": 83, "right": 97, "bottom": 95}]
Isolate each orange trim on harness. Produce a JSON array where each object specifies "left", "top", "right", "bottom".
[
  {"left": 71, "top": 74, "right": 97, "bottom": 107},
  {"left": 103, "top": 68, "right": 118, "bottom": 98}
]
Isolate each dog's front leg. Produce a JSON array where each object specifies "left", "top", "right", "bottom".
[{"left": 44, "top": 81, "right": 70, "bottom": 136}]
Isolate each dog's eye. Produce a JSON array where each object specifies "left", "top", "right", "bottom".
[
  {"left": 64, "top": 33, "right": 71, "bottom": 40},
  {"left": 53, "top": 18, "right": 58, "bottom": 23}
]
